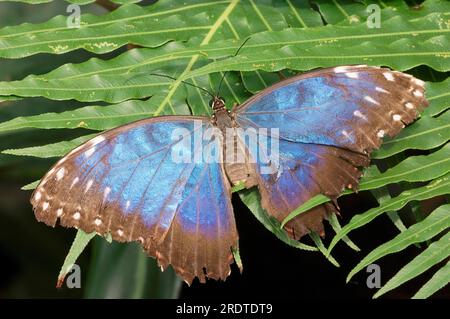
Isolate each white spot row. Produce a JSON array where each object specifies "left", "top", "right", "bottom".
[
  {"left": 383, "top": 72, "right": 395, "bottom": 81},
  {"left": 84, "top": 147, "right": 96, "bottom": 158},
  {"left": 364, "top": 96, "right": 380, "bottom": 105},
  {"left": 393, "top": 114, "right": 402, "bottom": 121},
  {"left": 89, "top": 135, "right": 106, "bottom": 147},
  {"left": 413, "top": 90, "right": 424, "bottom": 98},
  {"left": 85, "top": 179, "right": 93, "bottom": 193},
  {"left": 341, "top": 130, "right": 351, "bottom": 140},
  {"left": 345, "top": 72, "right": 359, "bottom": 79},
  {"left": 353, "top": 110, "right": 367, "bottom": 121},
  {"left": 71, "top": 177, "right": 79, "bottom": 189},
  {"left": 34, "top": 191, "right": 42, "bottom": 201},
  {"left": 56, "top": 167, "right": 65, "bottom": 181},
  {"left": 375, "top": 86, "right": 389, "bottom": 94},
  {"left": 103, "top": 187, "right": 111, "bottom": 202}
]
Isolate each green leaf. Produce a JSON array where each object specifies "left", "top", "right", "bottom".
[
  {"left": 327, "top": 213, "right": 360, "bottom": 252},
  {"left": 2, "top": 4, "right": 449, "bottom": 104},
  {"left": 373, "top": 109, "right": 450, "bottom": 159},
  {"left": 0, "top": 1, "right": 231, "bottom": 58},
  {"left": 281, "top": 194, "right": 330, "bottom": 227},
  {"left": 412, "top": 259, "right": 450, "bottom": 299},
  {"left": 185, "top": 12, "right": 450, "bottom": 78},
  {"left": 328, "top": 173, "right": 450, "bottom": 253},
  {"left": 231, "top": 244, "right": 243, "bottom": 273},
  {"left": 360, "top": 142, "right": 450, "bottom": 190},
  {"left": 309, "top": 232, "right": 340, "bottom": 267},
  {"left": 21, "top": 179, "right": 39, "bottom": 190},
  {"left": 57, "top": 229, "right": 95, "bottom": 288},
  {"left": 239, "top": 189, "right": 318, "bottom": 252},
  {"left": 373, "top": 231, "right": 450, "bottom": 298},
  {"left": 347, "top": 204, "right": 450, "bottom": 282},
  {"left": 423, "top": 78, "right": 450, "bottom": 116},
  {"left": 2, "top": 133, "right": 96, "bottom": 157},
  {"left": 0, "top": 99, "right": 168, "bottom": 133},
  {"left": 85, "top": 237, "right": 181, "bottom": 298}
]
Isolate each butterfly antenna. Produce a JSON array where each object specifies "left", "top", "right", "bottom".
[
  {"left": 216, "top": 37, "right": 251, "bottom": 97},
  {"left": 148, "top": 73, "right": 215, "bottom": 98}
]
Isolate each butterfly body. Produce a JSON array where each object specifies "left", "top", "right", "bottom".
[{"left": 31, "top": 65, "right": 428, "bottom": 284}]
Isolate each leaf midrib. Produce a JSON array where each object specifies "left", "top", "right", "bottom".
[
  {"left": 0, "top": 1, "right": 229, "bottom": 39},
  {"left": 0, "top": 26, "right": 213, "bottom": 52},
  {"left": 382, "top": 123, "right": 450, "bottom": 145}
]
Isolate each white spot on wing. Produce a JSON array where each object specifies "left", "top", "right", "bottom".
[
  {"left": 375, "top": 87, "right": 389, "bottom": 94},
  {"left": 42, "top": 202, "right": 49, "bottom": 211},
  {"left": 333, "top": 66, "right": 350, "bottom": 73},
  {"left": 57, "top": 208, "right": 63, "bottom": 217},
  {"left": 353, "top": 110, "right": 368, "bottom": 120},
  {"left": 413, "top": 78, "right": 425, "bottom": 87},
  {"left": 342, "top": 130, "right": 351, "bottom": 140},
  {"left": 89, "top": 135, "right": 105, "bottom": 147},
  {"left": 125, "top": 200, "right": 131, "bottom": 210},
  {"left": 85, "top": 179, "right": 93, "bottom": 193},
  {"left": 405, "top": 102, "right": 414, "bottom": 109},
  {"left": 56, "top": 167, "right": 65, "bottom": 181},
  {"left": 71, "top": 177, "right": 79, "bottom": 189},
  {"left": 84, "top": 147, "right": 96, "bottom": 158},
  {"left": 103, "top": 187, "right": 111, "bottom": 202},
  {"left": 94, "top": 218, "right": 102, "bottom": 226},
  {"left": 383, "top": 72, "right": 395, "bottom": 81},
  {"left": 377, "top": 130, "right": 385, "bottom": 138},
  {"left": 393, "top": 114, "right": 402, "bottom": 121},
  {"left": 34, "top": 191, "right": 42, "bottom": 201},
  {"left": 345, "top": 72, "right": 359, "bottom": 79},
  {"left": 117, "top": 229, "right": 124, "bottom": 237},
  {"left": 73, "top": 212, "right": 81, "bottom": 220},
  {"left": 364, "top": 96, "right": 380, "bottom": 105},
  {"left": 413, "top": 90, "right": 423, "bottom": 97}
]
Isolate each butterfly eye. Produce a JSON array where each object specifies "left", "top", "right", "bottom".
[
  {"left": 209, "top": 98, "right": 215, "bottom": 108},
  {"left": 219, "top": 97, "right": 226, "bottom": 104}
]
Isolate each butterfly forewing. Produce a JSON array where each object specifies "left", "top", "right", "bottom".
[{"left": 31, "top": 116, "right": 238, "bottom": 284}]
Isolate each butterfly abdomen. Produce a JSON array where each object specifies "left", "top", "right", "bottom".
[{"left": 213, "top": 109, "right": 258, "bottom": 188}]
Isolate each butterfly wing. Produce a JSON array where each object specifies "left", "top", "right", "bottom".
[
  {"left": 234, "top": 65, "right": 428, "bottom": 238},
  {"left": 31, "top": 116, "right": 237, "bottom": 284}
]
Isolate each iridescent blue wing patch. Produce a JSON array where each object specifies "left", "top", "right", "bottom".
[
  {"left": 31, "top": 116, "right": 237, "bottom": 284},
  {"left": 234, "top": 65, "right": 428, "bottom": 238}
]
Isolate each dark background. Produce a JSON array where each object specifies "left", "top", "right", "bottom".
[{"left": 0, "top": 1, "right": 447, "bottom": 299}]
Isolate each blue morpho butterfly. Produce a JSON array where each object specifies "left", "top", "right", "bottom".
[{"left": 31, "top": 64, "right": 427, "bottom": 284}]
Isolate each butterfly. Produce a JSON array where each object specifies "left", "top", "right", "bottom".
[{"left": 31, "top": 65, "right": 427, "bottom": 284}]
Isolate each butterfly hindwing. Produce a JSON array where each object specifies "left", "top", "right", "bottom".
[
  {"left": 234, "top": 65, "right": 428, "bottom": 238},
  {"left": 31, "top": 116, "right": 237, "bottom": 284}
]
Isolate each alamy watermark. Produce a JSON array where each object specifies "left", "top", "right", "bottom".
[
  {"left": 366, "top": 263, "right": 381, "bottom": 289},
  {"left": 170, "top": 120, "right": 280, "bottom": 175},
  {"left": 367, "top": 4, "right": 381, "bottom": 29},
  {"left": 66, "top": 4, "right": 81, "bottom": 28},
  {"left": 61, "top": 264, "right": 81, "bottom": 289}
]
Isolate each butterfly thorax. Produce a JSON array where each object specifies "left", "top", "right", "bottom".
[{"left": 211, "top": 98, "right": 258, "bottom": 188}]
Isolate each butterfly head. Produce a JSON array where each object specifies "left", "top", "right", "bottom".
[{"left": 210, "top": 96, "right": 226, "bottom": 111}]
